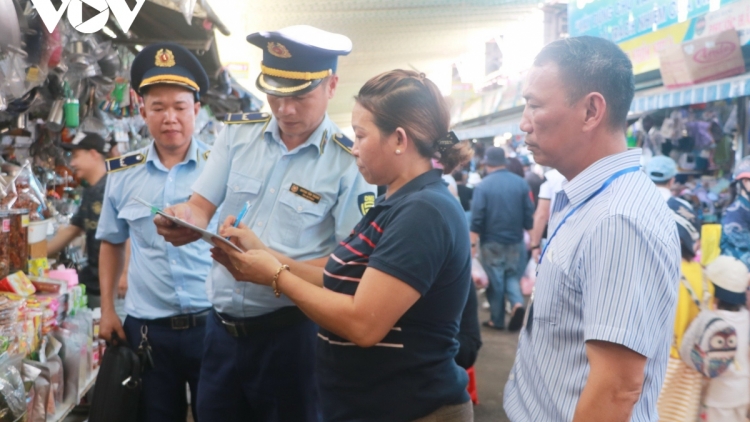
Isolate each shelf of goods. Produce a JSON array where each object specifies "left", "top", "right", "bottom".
[{"left": 47, "top": 368, "right": 99, "bottom": 422}]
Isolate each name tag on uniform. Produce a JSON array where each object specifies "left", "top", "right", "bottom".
[{"left": 290, "top": 184, "right": 321, "bottom": 204}]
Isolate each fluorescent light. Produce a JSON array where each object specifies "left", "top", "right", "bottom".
[{"left": 101, "top": 26, "right": 117, "bottom": 38}]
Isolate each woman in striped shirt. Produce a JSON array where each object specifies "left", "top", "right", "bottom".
[{"left": 212, "top": 69, "right": 475, "bottom": 422}]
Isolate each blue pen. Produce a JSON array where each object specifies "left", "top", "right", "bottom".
[{"left": 227, "top": 201, "right": 251, "bottom": 240}]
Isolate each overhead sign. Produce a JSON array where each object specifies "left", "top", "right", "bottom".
[
  {"left": 31, "top": 0, "right": 146, "bottom": 34},
  {"left": 619, "top": 0, "right": 750, "bottom": 74},
  {"left": 618, "top": 20, "right": 692, "bottom": 74},
  {"left": 659, "top": 29, "right": 745, "bottom": 88},
  {"left": 569, "top": 0, "right": 739, "bottom": 44}
]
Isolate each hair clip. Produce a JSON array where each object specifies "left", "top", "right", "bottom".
[{"left": 436, "top": 131, "right": 460, "bottom": 152}]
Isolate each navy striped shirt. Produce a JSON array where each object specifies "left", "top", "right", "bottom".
[
  {"left": 504, "top": 149, "right": 681, "bottom": 421},
  {"left": 317, "top": 169, "right": 471, "bottom": 422}
]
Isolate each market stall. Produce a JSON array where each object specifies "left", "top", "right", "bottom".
[{"left": 0, "top": 0, "right": 251, "bottom": 419}]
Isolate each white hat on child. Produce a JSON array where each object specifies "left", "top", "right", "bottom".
[{"left": 705, "top": 256, "right": 749, "bottom": 305}]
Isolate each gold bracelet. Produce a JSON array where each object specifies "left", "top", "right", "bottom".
[{"left": 271, "top": 264, "right": 290, "bottom": 298}]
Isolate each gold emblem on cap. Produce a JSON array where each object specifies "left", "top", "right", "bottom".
[
  {"left": 155, "top": 49, "right": 176, "bottom": 67},
  {"left": 268, "top": 42, "right": 292, "bottom": 59}
]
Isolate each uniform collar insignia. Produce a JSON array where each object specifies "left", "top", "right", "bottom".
[
  {"left": 320, "top": 130, "right": 328, "bottom": 155},
  {"left": 105, "top": 152, "right": 146, "bottom": 173}
]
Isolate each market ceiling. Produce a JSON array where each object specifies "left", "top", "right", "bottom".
[{"left": 212, "top": 0, "right": 539, "bottom": 131}]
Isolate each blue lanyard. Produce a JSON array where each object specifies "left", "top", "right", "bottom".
[{"left": 539, "top": 166, "right": 641, "bottom": 264}]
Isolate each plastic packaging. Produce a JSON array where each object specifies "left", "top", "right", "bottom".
[
  {"left": 471, "top": 258, "right": 488, "bottom": 289},
  {"left": 172, "top": 0, "right": 198, "bottom": 24},
  {"left": 24, "top": 361, "right": 50, "bottom": 422},
  {"left": 0, "top": 162, "right": 48, "bottom": 221},
  {"left": 6, "top": 211, "right": 27, "bottom": 274},
  {"left": 521, "top": 259, "right": 536, "bottom": 296},
  {"left": 0, "top": 361, "right": 27, "bottom": 421},
  {"left": 0, "top": 212, "right": 8, "bottom": 280}
]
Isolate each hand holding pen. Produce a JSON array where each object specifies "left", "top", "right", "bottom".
[
  {"left": 218, "top": 209, "right": 268, "bottom": 252},
  {"left": 227, "top": 201, "right": 251, "bottom": 240}
]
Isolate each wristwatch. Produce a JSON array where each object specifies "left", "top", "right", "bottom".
[{"left": 530, "top": 244, "right": 540, "bottom": 250}]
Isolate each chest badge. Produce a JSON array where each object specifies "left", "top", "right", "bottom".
[
  {"left": 290, "top": 184, "right": 321, "bottom": 204},
  {"left": 358, "top": 193, "right": 375, "bottom": 216}
]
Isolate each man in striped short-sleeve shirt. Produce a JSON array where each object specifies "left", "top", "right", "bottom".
[{"left": 504, "top": 37, "right": 681, "bottom": 421}]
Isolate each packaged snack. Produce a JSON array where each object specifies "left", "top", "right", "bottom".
[
  {"left": 7, "top": 210, "right": 28, "bottom": 274},
  {"left": 27, "top": 277, "right": 67, "bottom": 295},
  {"left": 0, "top": 213, "right": 8, "bottom": 280},
  {"left": 0, "top": 272, "right": 35, "bottom": 297},
  {"left": 0, "top": 361, "right": 26, "bottom": 421},
  {"left": 27, "top": 258, "right": 48, "bottom": 278}
]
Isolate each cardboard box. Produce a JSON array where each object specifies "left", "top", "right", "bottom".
[
  {"left": 29, "top": 239, "right": 47, "bottom": 259},
  {"left": 658, "top": 30, "right": 745, "bottom": 89}
]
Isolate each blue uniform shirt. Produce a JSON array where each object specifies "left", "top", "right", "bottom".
[
  {"left": 96, "top": 139, "right": 216, "bottom": 319},
  {"left": 192, "top": 113, "right": 375, "bottom": 317}
]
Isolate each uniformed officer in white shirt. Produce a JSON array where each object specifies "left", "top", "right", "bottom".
[
  {"left": 155, "top": 26, "right": 375, "bottom": 421},
  {"left": 97, "top": 42, "right": 217, "bottom": 422}
]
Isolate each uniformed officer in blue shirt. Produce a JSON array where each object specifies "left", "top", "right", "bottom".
[
  {"left": 155, "top": 26, "right": 375, "bottom": 421},
  {"left": 96, "top": 42, "right": 217, "bottom": 422}
]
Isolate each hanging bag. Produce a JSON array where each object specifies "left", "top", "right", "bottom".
[{"left": 89, "top": 334, "right": 142, "bottom": 422}]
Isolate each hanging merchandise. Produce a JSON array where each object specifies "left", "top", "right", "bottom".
[
  {"left": 626, "top": 96, "right": 744, "bottom": 225},
  {"left": 62, "top": 99, "right": 78, "bottom": 129},
  {"left": 172, "top": 0, "right": 198, "bottom": 25},
  {"left": 0, "top": 3, "right": 257, "bottom": 420},
  {"left": 0, "top": 0, "right": 21, "bottom": 55},
  {"left": 98, "top": 79, "right": 140, "bottom": 118}
]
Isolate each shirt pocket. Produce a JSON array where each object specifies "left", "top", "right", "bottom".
[
  {"left": 225, "top": 171, "right": 263, "bottom": 214},
  {"left": 276, "top": 190, "right": 330, "bottom": 248},
  {"left": 118, "top": 204, "right": 157, "bottom": 248},
  {"left": 533, "top": 251, "right": 577, "bottom": 326}
]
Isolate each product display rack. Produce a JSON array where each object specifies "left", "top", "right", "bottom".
[{"left": 47, "top": 367, "right": 98, "bottom": 422}]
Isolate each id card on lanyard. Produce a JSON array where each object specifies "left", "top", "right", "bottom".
[{"left": 523, "top": 166, "right": 641, "bottom": 333}]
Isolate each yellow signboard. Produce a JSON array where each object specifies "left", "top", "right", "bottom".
[{"left": 619, "top": 21, "right": 692, "bottom": 75}]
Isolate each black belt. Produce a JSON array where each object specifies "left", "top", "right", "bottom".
[
  {"left": 214, "top": 307, "right": 308, "bottom": 337},
  {"left": 138, "top": 309, "right": 211, "bottom": 330}
]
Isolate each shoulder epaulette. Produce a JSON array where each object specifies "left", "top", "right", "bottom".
[
  {"left": 222, "top": 112, "right": 271, "bottom": 124},
  {"left": 332, "top": 133, "right": 353, "bottom": 154},
  {"left": 105, "top": 152, "right": 146, "bottom": 173}
]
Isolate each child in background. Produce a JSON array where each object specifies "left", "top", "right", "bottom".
[
  {"left": 702, "top": 256, "right": 750, "bottom": 422},
  {"left": 657, "top": 198, "right": 707, "bottom": 422}
]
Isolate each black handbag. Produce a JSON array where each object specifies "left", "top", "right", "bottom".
[{"left": 89, "top": 335, "right": 141, "bottom": 422}]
